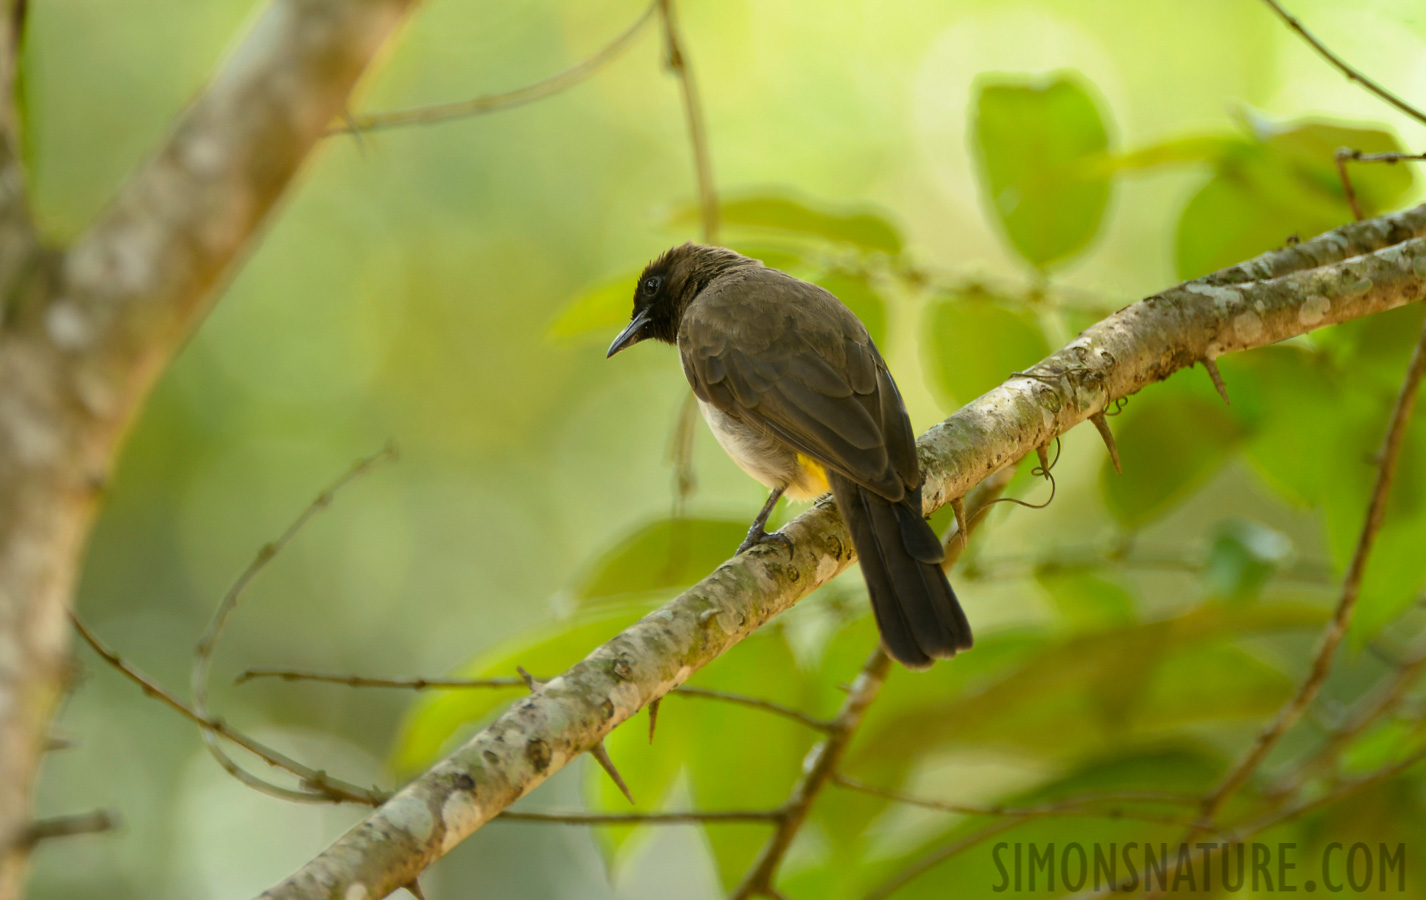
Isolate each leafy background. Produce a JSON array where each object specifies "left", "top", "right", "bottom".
[{"left": 33, "top": 0, "right": 1426, "bottom": 897}]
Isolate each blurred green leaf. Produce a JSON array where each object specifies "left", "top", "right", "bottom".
[
  {"left": 922, "top": 294, "right": 1051, "bottom": 408},
  {"left": 851, "top": 748, "right": 1221, "bottom": 900},
  {"left": 1108, "top": 134, "right": 1246, "bottom": 172},
  {"left": 571, "top": 517, "right": 750, "bottom": 607},
  {"left": 815, "top": 270, "right": 887, "bottom": 347},
  {"left": 971, "top": 73, "right": 1113, "bottom": 269},
  {"left": 1203, "top": 518, "right": 1294, "bottom": 603},
  {"left": 390, "top": 608, "right": 634, "bottom": 774},
  {"left": 1100, "top": 389, "right": 1247, "bottom": 528},
  {"left": 671, "top": 193, "right": 903, "bottom": 255},
  {"left": 1035, "top": 569, "right": 1137, "bottom": 628},
  {"left": 1175, "top": 119, "right": 1414, "bottom": 279},
  {"left": 855, "top": 602, "right": 1323, "bottom": 765},
  {"left": 547, "top": 270, "right": 639, "bottom": 340},
  {"left": 1223, "top": 346, "right": 1346, "bottom": 507}
]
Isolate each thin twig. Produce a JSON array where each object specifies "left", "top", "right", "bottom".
[
  {"left": 963, "top": 542, "right": 1334, "bottom": 587},
  {"left": 236, "top": 667, "right": 833, "bottom": 732},
  {"left": 865, "top": 820, "right": 1023, "bottom": 900},
  {"left": 69, "top": 613, "right": 387, "bottom": 806},
  {"left": 235, "top": 669, "right": 525, "bottom": 690},
  {"left": 659, "top": 0, "right": 718, "bottom": 244},
  {"left": 1260, "top": 0, "right": 1426, "bottom": 128},
  {"left": 191, "top": 444, "right": 398, "bottom": 805},
  {"left": 731, "top": 472, "right": 1014, "bottom": 900},
  {"left": 336, "top": 1, "right": 660, "bottom": 134},
  {"left": 668, "top": 389, "right": 701, "bottom": 518},
  {"left": 497, "top": 809, "right": 782, "bottom": 825},
  {"left": 1266, "top": 642, "right": 1426, "bottom": 800},
  {"left": 732, "top": 647, "right": 892, "bottom": 900},
  {"left": 19, "top": 809, "right": 119, "bottom": 849},
  {"left": 831, "top": 776, "right": 1204, "bottom": 828},
  {"left": 1336, "top": 148, "right": 1426, "bottom": 221},
  {"left": 672, "top": 687, "right": 831, "bottom": 731},
  {"left": 1081, "top": 741, "right": 1426, "bottom": 899},
  {"left": 1198, "top": 315, "right": 1426, "bottom": 824}
]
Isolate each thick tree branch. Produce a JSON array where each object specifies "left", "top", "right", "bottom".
[
  {"left": 261, "top": 208, "right": 1426, "bottom": 900},
  {"left": 0, "top": 0, "right": 415, "bottom": 893}
]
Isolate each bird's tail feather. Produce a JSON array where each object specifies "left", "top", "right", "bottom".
[{"left": 829, "top": 472, "right": 972, "bottom": 669}]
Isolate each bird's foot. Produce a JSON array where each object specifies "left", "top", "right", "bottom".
[{"left": 738, "top": 526, "right": 794, "bottom": 558}]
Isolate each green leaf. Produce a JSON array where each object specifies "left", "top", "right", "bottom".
[
  {"left": 670, "top": 193, "right": 903, "bottom": 255},
  {"left": 922, "top": 294, "right": 1051, "bottom": 408},
  {"left": 546, "top": 271, "right": 639, "bottom": 340},
  {"left": 1107, "top": 134, "right": 1246, "bottom": 172},
  {"left": 389, "top": 608, "right": 634, "bottom": 774},
  {"left": 854, "top": 603, "right": 1323, "bottom": 765},
  {"left": 1203, "top": 518, "right": 1294, "bottom": 603},
  {"left": 1100, "top": 387, "right": 1247, "bottom": 528},
  {"left": 814, "top": 270, "right": 887, "bottom": 347},
  {"left": 1223, "top": 346, "right": 1346, "bottom": 506},
  {"left": 570, "top": 517, "right": 750, "bottom": 608},
  {"left": 1175, "top": 119, "right": 1414, "bottom": 279},
  {"left": 852, "top": 748, "right": 1222, "bottom": 900},
  {"left": 1034, "top": 569, "right": 1137, "bottom": 628},
  {"left": 971, "top": 73, "right": 1113, "bottom": 269}
]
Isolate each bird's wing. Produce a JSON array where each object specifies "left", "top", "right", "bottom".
[{"left": 678, "top": 270, "right": 919, "bottom": 501}]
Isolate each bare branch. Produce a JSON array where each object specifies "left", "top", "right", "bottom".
[
  {"left": 259, "top": 211, "right": 1426, "bottom": 900},
  {"left": 497, "top": 809, "right": 781, "bottom": 826},
  {"left": 831, "top": 776, "right": 1203, "bottom": 828},
  {"left": 70, "top": 612, "right": 387, "bottom": 806},
  {"left": 18, "top": 810, "right": 119, "bottom": 850},
  {"left": 1259, "top": 0, "right": 1426, "bottom": 128},
  {"left": 659, "top": 0, "right": 718, "bottom": 244},
  {"left": 238, "top": 668, "right": 833, "bottom": 731},
  {"left": 732, "top": 648, "right": 891, "bottom": 900},
  {"left": 191, "top": 445, "right": 397, "bottom": 804},
  {"left": 1336, "top": 148, "right": 1426, "bottom": 222},
  {"left": 338, "top": 1, "right": 659, "bottom": 134},
  {"left": 731, "top": 468, "right": 1014, "bottom": 899},
  {"left": 1199, "top": 313, "right": 1426, "bottom": 823}
]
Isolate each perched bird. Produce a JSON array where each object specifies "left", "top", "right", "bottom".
[{"left": 607, "top": 243, "right": 970, "bottom": 668}]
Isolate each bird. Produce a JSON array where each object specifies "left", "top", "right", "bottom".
[{"left": 606, "top": 243, "right": 971, "bottom": 668}]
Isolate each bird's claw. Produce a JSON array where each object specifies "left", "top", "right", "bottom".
[{"left": 738, "top": 527, "right": 794, "bottom": 559}]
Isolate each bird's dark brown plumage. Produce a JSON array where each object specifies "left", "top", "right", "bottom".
[{"left": 607, "top": 243, "right": 971, "bottom": 668}]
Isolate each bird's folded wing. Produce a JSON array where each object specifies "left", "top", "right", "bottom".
[{"left": 681, "top": 304, "right": 919, "bottom": 502}]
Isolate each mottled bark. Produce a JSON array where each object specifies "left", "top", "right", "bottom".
[
  {"left": 0, "top": 1, "right": 415, "bottom": 894},
  {"left": 262, "top": 211, "right": 1426, "bottom": 900}
]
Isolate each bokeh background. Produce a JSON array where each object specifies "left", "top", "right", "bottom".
[{"left": 27, "top": 0, "right": 1426, "bottom": 897}]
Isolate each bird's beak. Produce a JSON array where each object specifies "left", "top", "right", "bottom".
[{"left": 606, "top": 309, "right": 652, "bottom": 358}]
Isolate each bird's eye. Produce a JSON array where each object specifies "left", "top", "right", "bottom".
[{"left": 642, "top": 275, "right": 663, "bottom": 295}]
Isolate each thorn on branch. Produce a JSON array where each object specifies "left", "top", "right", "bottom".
[
  {"left": 949, "top": 497, "right": 968, "bottom": 551},
  {"left": 1090, "top": 412, "right": 1122, "bottom": 474},
  {"left": 403, "top": 878, "right": 426, "bottom": 900},
  {"left": 590, "top": 741, "right": 635, "bottom": 805},
  {"left": 648, "top": 696, "right": 661, "bottom": 744},
  {"left": 1203, "top": 357, "right": 1230, "bottom": 404}
]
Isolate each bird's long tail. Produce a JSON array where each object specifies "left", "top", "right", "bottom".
[{"left": 828, "top": 472, "right": 972, "bottom": 669}]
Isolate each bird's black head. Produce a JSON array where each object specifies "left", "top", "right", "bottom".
[{"left": 606, "top": 243, "right": 758, "bottom": 358}]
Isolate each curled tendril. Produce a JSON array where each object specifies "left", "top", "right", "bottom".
[{"left": 983, "top": 437, "right": 1060, "bottom": 513}]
